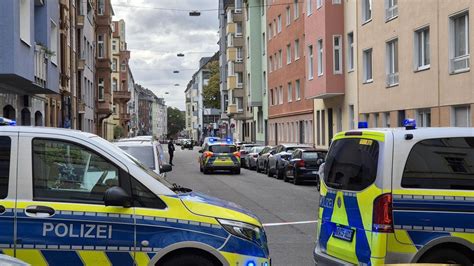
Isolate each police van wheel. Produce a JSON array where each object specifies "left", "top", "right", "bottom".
[
  {"left": 419, "top": 248, "right": 472, "bottom": 265},
  {"left": 160, "top": 254, "right": 218, "bottom": 266},
  {"left": 203, "top": 168, "right": 211, "bottom": 174},
  {"left": 233, "top": 168, "right": 241, "bottom": 175}
]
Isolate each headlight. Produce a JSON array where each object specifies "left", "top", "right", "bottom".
[{"left": 218, "top": 219, "right": 262, "bottom": 243}]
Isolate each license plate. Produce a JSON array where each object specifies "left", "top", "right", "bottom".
[
  {"left": 219, "top": 157, "right": 227, "bottom": 161},
  {"left": 333, "top": 226, "right": 354, "bottom": 242}
]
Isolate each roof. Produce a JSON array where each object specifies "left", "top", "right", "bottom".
[{"left": 0, "top": 126, "right": 97, "bottom": 139}]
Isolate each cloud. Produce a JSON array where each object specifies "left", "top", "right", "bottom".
[{"left": 111, "top": 0, "right": 219, "bottom": 110}]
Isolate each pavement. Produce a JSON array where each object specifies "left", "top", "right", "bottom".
[{"left": 164, "top": 147, "right": 320, "bottom": 266}]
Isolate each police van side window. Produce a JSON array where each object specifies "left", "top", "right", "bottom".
[
  {"left": 33, "top": 139, "right": 121, "bottom": 204},
  {"left": 402, "top": 137, "right": 474, "bottom": 190},
  {"left": 0, "top": 137, "right": 11, "bottom": 199},
  {"left": 131, "top": 178, "right": 166, "bottom": 209}
]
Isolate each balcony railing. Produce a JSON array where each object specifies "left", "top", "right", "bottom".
[
  {"left": 227, "top": 75, "right": 237, "bottom": 90},
  {"left": 386, "top": 72, "right": 399, "bottom": 87},
  {"left": 34, "top": 45, "right": 47, "bottom": 88},
  {"left": 450, "top": 54, "right": 470, "bottom": 73},
  {"left": 385, "top": 5, "right": 398, "bottom": 21},
  {"left": 226, "top": 22, "right": 236, "bottom": 34}
]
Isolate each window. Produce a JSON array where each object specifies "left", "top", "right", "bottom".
[
  {"left": 277, "top": 15, "right": 282, "bottom": 33},
  {"left": 237, "top": 47, "right": 243, "bottom": 61},
  {"left": 324, "top": 138, "right": 379, "bottom": 191},
  {"left": 295, "top": 39, "right": 300, "bottom": 59},
  {"left": 288, "top": 82, "right": 293, "bottom": 102},
  {"left": 402, "top": 137, "right": 474, "bottom": 190},
  {"left": 98, "top": 78, "right": 104, "bottom": 100},
  {"left": 308, "top": 45, "right": 314, "bottom": 79},
  {"left": 50, "top": 21, "right": 58, "bottom": 65},
  {"left": 383, "top": 112, "right": 391, "bottom": 127},
  {"left": 269, "top": 56, "right": 273, "bottom": 72},
  {"left": 386, "top": 39, "right": 399, "bottom": 86},
  {"left": 453, "top": 106, "right": 471, "bottom": 127},
  {"left": 385, "top": 0, "right": 398, "bottom": 21},
  {"left": 246, "top": 37, "right": 249, "bottom": 58},
  {"left": 112, "top": 40, "right": 117, "bottom": 51},
  {"left": 32, "top": 139, "right": 120, "bottom": 203},
  {"left": 307, "top": 0, "right": 313, "bottom": 16},
  {"left": 263, "top": 71, "right": 267, "bottom": 95},
  {"left": 450, "top": 12, "right": 470, "bottom": 73},
  {"left": 271, "top": 89, "right": 275, "bottom": 105},
  {"left": 363, "top": 48, "right": 373, "bottom": 82},
  {"left": 373, "top": 113, "right": 379, "bottom": 127},
  {"left": 348, "top": 105, "right": 355, "bottom": 129},
  {"left": 236, "top": 23, "right": 243, "bottom": 37},
  {"left": 317, "top": 39, "right": 323, "bottom": 76},
  {"left": 417, "top": 109, "right": 431, "bottom": 127},
  {"left": 333, "top": 35, "right": 342, "bottom": 74},
  {"left": 332, "top": 0, "right": 341, "bottom": 4},
  {"left": 415, "top": 27, "right": 430, "bottom": 70},
  {"left": 262, "top": 33, "right": 266, "bottom": 55},
  {"left": 286, "top": 44, "right": 292, "bottom": 64},
  {"left": 362, "top": 0, "right": 372, "bottom": 23},
  {"left": 19, "top": 0, "right": 31, "bottom": 45},
  {"left": 112, "top": 58, "right": 117, "bottom": 71},
  {"left": 279, "top": 86, "right": 284, "bottom": 104},
  {"left": 237, "top": 72, "right": 244, "bottom": 87},
  {"left": 97, "top": 0, "right": 105, "bottom": 15},
  {"left": 0, "top": 137, "right": 11, "bottom": 199},
  {"left": 295, "top": 79, "right": 301, "bottom": 100},
  {"left": 286, "top": 7, "right": 291, "bottom": 26},
  {"left": 268, "top": 24, "right": 272, "bottom": 39},
  {"left": 317, "top": 0, "right": 322, "bottom": 9},
  {"left": 235, "top": 0, "right": 243, "bottom": 11},
  {"left": 121, "top": 61, "right": 126, "bottom": 72},
  {"left": 131, "top": 178, "right": 166, "bottom": 209},
  {"left": 98, "top": 34, "right": 104, "bottom": 58},
  {"left": 347, "top": 32, "right": 354, "bottom": 71},
  {"left": 294, "top": 0, "right": 299, "bottom": 19},
  {"left": 278, "top": 49, "right": 282, "bottom": 67},
  {"left": 112, "top": 78, "right": 118, "bottom": 91},
  {"left": 273, "top": 20, "right": 277, "bottom": 37}
]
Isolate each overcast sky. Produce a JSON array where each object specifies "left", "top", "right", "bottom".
[{"left": 111, "top": 0, "right": 219, "bottom": 110}]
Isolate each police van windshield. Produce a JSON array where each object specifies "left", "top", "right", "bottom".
[
  {"left": 323, "top": 138, "right": 379, "bottom": 191},
  {"left": 209, "top": 145, "right": 237, "bottom": 153},
  {"left": 118, "top": 146, "right": 155, "bottom": 170}
]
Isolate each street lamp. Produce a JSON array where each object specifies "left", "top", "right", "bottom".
[
  {"left": 173, "top": 70, "right": 180, "bottom": 73},
  {"left": 177, "top": 53, "right": 185, "bottom": 57},
  {"left": 189, "top": 10, "right": 201, "bottom": 16}
]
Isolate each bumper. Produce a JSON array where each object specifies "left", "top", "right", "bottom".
[
  {"left": 313, "top": 243, "right": 352, "bottom": 266},
  {"left": 204, "top": 164, "right": 240, "bottom": 171},
  {"left": 296, "top": 169, "right": 319, "bottom": 181},
  {"left": 221, "top": 252, "right": 271, "bottom": 266}
]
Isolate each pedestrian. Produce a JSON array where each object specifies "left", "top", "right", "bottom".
[{"left": 168, "top": 137, "right": 175, "bottom": 166}]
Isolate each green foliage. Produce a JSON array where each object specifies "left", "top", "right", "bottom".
[
  {"left": 202, "top": 61, "right": 221, "bottom": 109},
  {"left": 114, "top": 126, "right": 124, "bottom": 139},
  {"left": 167, "top": 107, "right": 185, "bottom": 138}
]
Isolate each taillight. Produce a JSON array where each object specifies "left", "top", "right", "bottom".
[
  {"left": 203, "top": 151, "right": 214, "bottom": 158},
  {"left": 372, "top": 193, "right": 393, "bottom": 233},
  {"left": 233, "top": 151, "right": 240, "bottom": 158},
  {"left": 296, "top": 160, "right": 305, "bottom": 167}
]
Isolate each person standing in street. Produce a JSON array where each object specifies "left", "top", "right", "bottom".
[{"left": 168, "top": 138, "right": 175, "bottom": 166}]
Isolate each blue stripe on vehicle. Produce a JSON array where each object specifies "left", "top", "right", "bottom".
[
  {"left": 393, "top": 199, "right": 474, "bottom": 212},
  {"left": 407, "top": 231, "right": 450, "bottom": 248},
  {"left": 106, "top": 252, "right": 135, "bottom": 266},
  {"left": 219, "top": 236, "right": 267, "bottom": 258},
  {"left": 318, "top": 192, "right": 337, "bottom": 250},
  {"left": 344, "top": 195, "right": 371, "bottom": 264},
  {"left": 42, "top": 251, "right": 83, "bottom": 266},
  {"left": 147, "top": 252, "right": 155, "bottom": 259},
  {"left": 393, "top": 210, "right": 474, "bottom": 230}
]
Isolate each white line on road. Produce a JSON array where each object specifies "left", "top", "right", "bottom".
[{"left": 262, "top": 220, "right": 318, "bottom": 227}]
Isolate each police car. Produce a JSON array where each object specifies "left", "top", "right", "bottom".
[
  {"left": 199, "top": 139, "right": 241, "bottom": 175},
  {"left": 0, "top": 123, "right": 270, "bottom": 266},
  {"left": 315, "top": 119, "right": 474, "bottom": 265}
]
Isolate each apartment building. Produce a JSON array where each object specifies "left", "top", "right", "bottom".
[
  {"left": 95, "top": 0, "right": 114, "bottom": 138},
  {"left": 0, "top": 0, "right": 60, "bottom": 126},
  {"left": 306, "top": 0, "right": 357, "bottom": 149},
  {"left": 152, "top": 96, "right": 167, "bottom": 140},
  {"left": 136, "top": 85, "right": 154, "bottom": 136},
  {"left": 244, "top": 0, "right": 268, "bottom": 145},
  {"left": 267, "top": 0, "right": 313, "bottom": 146},
  {"left": 358, "top": 0, "right": 474, "bottom": 127}
]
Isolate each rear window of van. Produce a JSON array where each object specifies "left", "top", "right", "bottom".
[
  {"left": 209, "top": 145, "right": 237, "bottom": 153},
  {"left": 323, "top": 138, "right": 379, "bottom": 191},
  {"left": 0, "top": 136, "right": 11, "bottom": 199}
]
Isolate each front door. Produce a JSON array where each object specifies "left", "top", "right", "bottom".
[
  {"left": 0, "top": 133, "right": 17, "bottom": 256},
  {"left": 15, "top": 135, "right": 135, "bottom": 265}
]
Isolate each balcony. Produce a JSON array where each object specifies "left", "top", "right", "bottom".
[
  {"left": 78, "top": 101, "right": 86, "bottom": 114},
  {"left": 227, "top": 47, "right": 237, "bottom": 62},
  {"left": 113, "top": 90, "right": 131, "bottom": 101},
  {"left": 34, "top": 45, "right": 47, "bottom": 88},
  {"left": 76, "top": 15, "right": 84, "bottom": 28},
  {"left": 227, "top": 104, "right": 238, "bottom": 114},
  {"left": 97, "top": 95, "right": 113, "bottom": 115},
  {"left": 77, "top": 52, "right": 85, "bottom": 70},
  {"left": 227, "top": 75, "right": 237, "bottom": 90},
  {"left": 226, "top": 22, "right": 236, "bottom": 34}
]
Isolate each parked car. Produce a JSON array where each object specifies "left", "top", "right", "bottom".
[
  {"left": 283, "top": 148, "right": 327, "bottom": 186},
  {"left": 115, "top": 137, "right": 172, "bottom": 177},
  {"left": 256, "top": 146, "right": 275, "bottom": 174},
  {"left": 267, "top": 144, "right": 312, "bottom": 179},
  {"left": 245, "top": 146, "right": 266, "bottom": 170},
  {"left": 239, "top": 143, "right": 259, "bottom": 168}
]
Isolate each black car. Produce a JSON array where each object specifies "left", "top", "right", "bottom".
[
  {"left": 284, "top": 148, "right": 327, "bottom": 186},
  {"left": 267, "top": 144, "right": 312, "bottom": 179}
]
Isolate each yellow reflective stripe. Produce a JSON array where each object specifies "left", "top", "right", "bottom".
[
  {"left": 326, "top": 235, "right": 358, "bottom": 264},
  {"left": 330, "top": 192, "right": 349, "bottom": 226},
  {"left": 2, "top": 249, "right": 14, "bottom": 258},
  {"left": 369, "top": 232, "right": 387, "bottom": 258},
  {"left": 451, "top": 232, "right": 474, "bottom": 244},
  {"left": 388, "top": 230, "right": 417, "bottom": 254},
  {"left": 0, "top": 200, "right": 15, "bottom": 208},
  {"left": 393, "top": 189, "right": 474, "bottom": 197},
  {"left": 333, "top": 131, "right": 386, "bottom": 142},
  {"left": 77, "top": 251, "right": 111, "bottom": 266},
  {"left": 356, "top": 184, "right": 383, "bottom": 231},
  {"left": 15, "top": 250, "right": 48, "bottom": 266},
  {"left": 133, "top": 252, "right": 151, "bottom": 266}
]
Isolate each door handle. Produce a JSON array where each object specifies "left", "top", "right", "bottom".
[
  {"left": 0, "top": 205, "right": 5, "bottom": 214},
  {"left": 25, "top": 206, "right": 55, "bottom": 216}
]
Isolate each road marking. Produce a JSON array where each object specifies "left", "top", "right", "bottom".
[{"left": 262, "top": 220, "right": 318, "bottom": 227}]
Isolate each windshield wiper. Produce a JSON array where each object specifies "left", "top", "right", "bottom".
[{"left": 171, "top": 183, "right": 193, "bottom": 193}]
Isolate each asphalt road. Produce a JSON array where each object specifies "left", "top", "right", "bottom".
[{"left": 164, "top": 147, "right": 320, "bottom": 266}]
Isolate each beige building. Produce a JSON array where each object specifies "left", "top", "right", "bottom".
[{"left": 358, "top": 0, "right": 474, "bottom": 128}]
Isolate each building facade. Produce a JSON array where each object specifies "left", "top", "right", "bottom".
[
  {"left": 267, "top": 0, "right": 313, "bottom": 146},
  {"left": 0, "top": 0, "right": 60, "bottom": 126}
]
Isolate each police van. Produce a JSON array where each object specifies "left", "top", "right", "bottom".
[
  {"left": 0, "top": 124, "right": 270, "bottom": 266},
  {"left": 315, "top": 120, "right": 474, "bottom": 265}
]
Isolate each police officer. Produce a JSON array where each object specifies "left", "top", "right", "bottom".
[{"left": 168, "top": 138, "right": 175, "bottom": 166}]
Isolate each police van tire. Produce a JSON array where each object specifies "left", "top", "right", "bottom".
[
  {"left": 203, "top": 168, "right": 210, "bottom": 174},
  {"left": 233, "top": 168, "right": 241, "bottom": 175},
  {"left": 160, "top": 254, "right": 218, "bottom": 266},
  {"left": 419, "top": 248, "right": 472, "bottom": 265}
]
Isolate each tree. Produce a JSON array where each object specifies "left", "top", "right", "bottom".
[
  {"left": 202, "top": 61, "right": 220, "bottom": 109},
  {"left": 114, "top": 125, "right": 124, "bottom": 139},
  {"left": 167, "top": 107, "right": 185, "bottom": 138}
]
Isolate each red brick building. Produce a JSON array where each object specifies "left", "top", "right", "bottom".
[{"left": 267, "top": 0, "right": 313, "bottom": 145}]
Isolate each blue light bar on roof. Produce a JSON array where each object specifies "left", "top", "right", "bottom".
[
  {"left": 226, "top": 137, "right": 232, "bottom": 144},
  {"left": 0, "top": 117, "right": 16, "bottom": 126},
  {"left": 358, "top": 121, "right": 368, "bottom": 129},
  {"left": 403, "top": 118, "right": 416, "bottom": 129}
]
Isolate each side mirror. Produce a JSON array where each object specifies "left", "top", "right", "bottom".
[
  {"left": 160, "top": 164, "right": 172, "bottom": 173},
  {"left": 104, "top": 186, "right": 131, "bottom": 208},
  {"left": 317, "top": 158, "right": 324, "bottom": 166}
]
